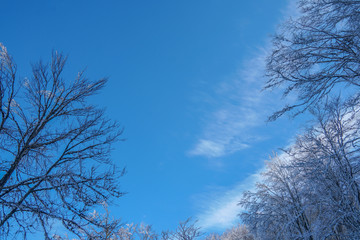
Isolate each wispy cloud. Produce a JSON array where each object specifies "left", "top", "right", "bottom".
[
  {"left": 191, "top": 0, "right": 299, "bottom": 231},
  {"left": 195, "top": 170, "right": 263, "bottom": 231},
  {"left": 189, "top": 48, "right": 277, "bottom": 159},
  {"left": 196, "top": 150, "right": 299, "bottom": 231},
  {"left": 188, "top": 0, "right": 300, "bottom": 160}
]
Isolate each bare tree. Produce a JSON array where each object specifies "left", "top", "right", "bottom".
[
  {"left": 161, "top": 218, "right": 202, "bottom": 240},
  {"left": 265, "top": 0, "right": 360, "bottom": 120},
  {"left": 0, "top": 44, "right": 124, "bottom": 239},
  {"left": 172, "top": 218, "right": 202, "bottom": 240}
]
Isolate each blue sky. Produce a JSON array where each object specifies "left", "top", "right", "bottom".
[{"left": 2, "top": 0, "right": 305, "bottom": 236}]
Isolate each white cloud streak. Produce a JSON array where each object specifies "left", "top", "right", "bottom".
[
  {"left": 196, "top": 150, "right": 299, "bottom": 231},
  {"left": 189, "top": 0, "right": 300, "bottom": 160},
  {"left": 192, "top": 0, "right": 299, "bottom": 231},
  {"left": 187, "top": 0, "right": 302, "bottom": 161},
  {"left": 196, "top": 170, "right": 263, "bottom": 231},
  {"left": 189, "top": 49, "right": 276, "bottom": 159}
]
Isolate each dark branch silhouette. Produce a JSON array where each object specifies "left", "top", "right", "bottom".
[{"left": 0, "top": 44, "right": 125, "bottom": 239}]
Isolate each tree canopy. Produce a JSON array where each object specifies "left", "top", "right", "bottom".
[
  {"left": 265, "top": 0, "right": 360, "bottom": 120},
  {"left": 239, "top": 0, "right": 360, "bottom": 239}
]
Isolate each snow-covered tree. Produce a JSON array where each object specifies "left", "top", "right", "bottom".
[
  {"left": 265, "top": 0, "right": 360, "bottom": 120},
  {"left": 240, "top": 155, "right": 314, "bottom": 240},
  {"left": 240, "top": 99, "right": 360, "bottom": 239},
  {"left": 221, "top": 224, "right": 254, "bottom": 240}
]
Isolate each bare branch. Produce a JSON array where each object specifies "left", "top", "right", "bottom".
[{"left": 0, "top": 45, "right": 124, "bottom": 238}]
